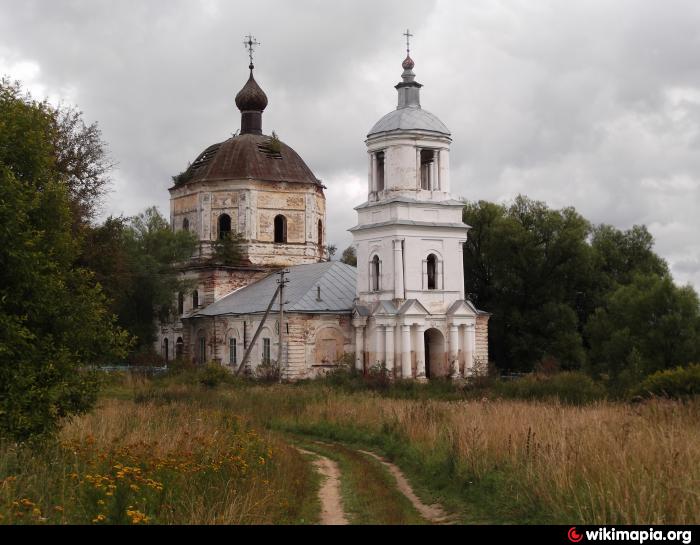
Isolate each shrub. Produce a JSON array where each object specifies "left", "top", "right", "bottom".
[
  {"left": 198, "top": 363, "right": 232, "bottom": 389},
  {"left": 494, "top": 371, "right": 606, "bottom": 405},
  {"left": 254, "top": 361, "right": 280, "bottom": 383},
  {"left": 633, "top": 363, "right": 700, "bottom": 399}
]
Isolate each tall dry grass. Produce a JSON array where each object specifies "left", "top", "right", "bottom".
[
  {"left": 0, "top": 397, "right": 315, "bottom": 524},
  {"left": 276, "top": 390, "right": 699, "bottom": 523}
]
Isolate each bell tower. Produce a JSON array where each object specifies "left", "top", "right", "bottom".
[{"left": 350, "top": 32, "right": 487, "bottom": 381}]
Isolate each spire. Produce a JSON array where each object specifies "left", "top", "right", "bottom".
[
  {"left": 235, "top": 34, "right": 268, "bottom": 135},
  {"left": 396, "top": 29, "right": 422, "bottom": 109}
]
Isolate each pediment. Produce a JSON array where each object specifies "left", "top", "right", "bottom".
[
  {"left": 446, "top": 299, "right": 477, "bottom": 317},
  {"left": 397, "top": 299, "right": 430, "bottom": 316}
]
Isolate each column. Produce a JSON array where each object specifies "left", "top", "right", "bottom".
[
  {"left": 415, "top": 324, "right": 426, "bottom": 380},
  {"left": 375, "top": 325, "right": 384, "bottom": 366},
  {"left": 354, "top": 323, "right": 365, "bottom": 372},
  {"left": 438, "top": 149, "right": 450, "bottom": 193},
  {"left": 401, "top": 324, "right": 412, "bottom": 379},
  {"left": 416, "top": 148, "right": 421, "bottom": 189},
  {"left": 370, "top": 153, "right": 377, "bottom": 194},
  {"left": 464, "top": 323, "right": 475, "bottom": 377},
  {"left": 393, "top": 239, "right": 404, "bottom": 300},
  {"left": 449, "top": 324, "right": 460, "bottom": 378},
  {"left": 384, "top": 324, "right": 395, "bottom": 374}
]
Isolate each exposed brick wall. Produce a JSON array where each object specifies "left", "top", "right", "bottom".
[{"left": 475, "top": 314, "right": 490, "bottom": 365}]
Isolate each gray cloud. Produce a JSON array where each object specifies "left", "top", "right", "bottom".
[{"left": 2, "top": 0, "right": 700, "bottom": 288}]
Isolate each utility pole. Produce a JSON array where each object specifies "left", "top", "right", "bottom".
[
  {"left": 278, "top": 269, "right": 289, "bottom": 382},
  {"left": 234, "top": 282, "right": 281, "bottom": 376}
]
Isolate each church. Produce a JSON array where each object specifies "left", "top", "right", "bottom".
[{"left": 155, "top": 36, "right": 489, "bottom": 380}]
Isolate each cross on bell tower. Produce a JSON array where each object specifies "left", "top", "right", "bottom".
[{"left": 403, "top": 28, "right": 413, "bottom": 56}]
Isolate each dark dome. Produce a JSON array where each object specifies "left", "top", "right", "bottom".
[
  {"left": 402, "top": 55, "right": 415, "bottom": 70},
  {"left": 175, "top": 133, "right": 321, "bottom": 187},
  {"left": 235, "top": 72, "right": 268, "bottom": 112}
]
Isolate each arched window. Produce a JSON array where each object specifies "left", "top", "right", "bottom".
[
  {"left": 178, "top": 292, "right": 184, "bottom": 315},
  {"left": 175, "top": 337, "right": 184, "bottom": 359},
  {"left": 274, "top": 215, "right": 287, "bottom": 243},
  {"left": 427, "top": 254, "right": 438, "bottom": 290},
  {"left": 420, "top": 149, "right": 436, "bottom": 190},
  {"left": 192, "top": 290, "right": 199, "bottom": 309},
  {"left": 182, "top": 217, "right": 189, "bottom": 232},
  {"left": 318, "top": 219, "right": 323, "bottom": 248},
  {"left": 163, "top": 338, "right": 169, "bottom": 362},
  {"left": 371, "top": 255, "right": 380, "bottom": 292},
  {"left": 218, "top": 213, "right": 231, "bottom": 240}
]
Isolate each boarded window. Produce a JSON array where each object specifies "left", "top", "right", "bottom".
[
  {"left": 262, "top": 338, "right": 271, "bottom": 364},
  {"left": 372, "top": 255, "right": 380, "bottom": 292},
  {"left": 198, "top": 337, "right": 206, "bottom": 365},
  {"left": 229, "top": 338, "right": 237, "bottom": 365}
]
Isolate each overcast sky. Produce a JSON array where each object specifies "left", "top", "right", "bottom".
[{"left": 2, "top": 0, "right": 700, "bottom": 289}]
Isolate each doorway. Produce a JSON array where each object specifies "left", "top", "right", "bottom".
[{"left": 424, "top": 328, "right": 446, "bottom": 379}]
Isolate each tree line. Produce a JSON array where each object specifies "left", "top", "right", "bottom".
[{"left": 462, "top": 197, "right": 700, "bottom": 391}]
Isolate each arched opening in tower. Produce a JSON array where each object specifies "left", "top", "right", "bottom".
[
  {"left": 218, "top": 214, "right": 231, "bottom": 239},
  {"left": 427, "top": 254, "right": 437, "bottom": 290},
  {"left": 274, "top": 214, "right": 287, "bottom": 243}
]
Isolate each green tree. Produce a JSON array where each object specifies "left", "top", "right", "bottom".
[
  {"left": 0, "top": 79, "right": 130, "bottom": 440},
  {"left": 340, "top": 245, "right": 357, "bottom": 266},
  {"left": 212, "top": 231, "right": 245, "bottom": 266},
  {"left": 80, "top": 207, "right": 197, "bottom": 353},
  {"left": 463, "top": 196, "right": 592, "bottom": 371},
  {"left": 585, "top": 274, "right": 700, "bottom": 387}
]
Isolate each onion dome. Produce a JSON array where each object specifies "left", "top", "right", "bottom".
[
  {"left": 235, "top": 66, "right": 268, "bottom": 135},
  {"left": 235, "top": 67, "right": 268, "bottom": 112},
  {"left": 402, "top": 55, "right": 415, "bottom": 70}
]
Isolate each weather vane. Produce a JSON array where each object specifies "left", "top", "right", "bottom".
[
  {"left": 403, "top": 28, "right": 413, "bottom": 55},
  {"left": 243, "top": 34, "right": 260, "bottom": 69}
]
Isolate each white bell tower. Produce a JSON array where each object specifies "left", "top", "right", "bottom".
[{"left": 350, "top": 32, "right": 487, "bottom": 381}]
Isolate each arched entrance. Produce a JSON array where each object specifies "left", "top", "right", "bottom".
[{"left": 424, "top": 328, "right": 446, "bottom": 379}]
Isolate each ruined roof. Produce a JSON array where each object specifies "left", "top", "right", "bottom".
[
  {"left": 192, "top": 261, "right": 357, "bottom": 317},
  {"left": 173, "top": 133, "right": 322, "bottom": 187}
]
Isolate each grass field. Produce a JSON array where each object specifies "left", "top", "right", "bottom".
[{"left": 1, "top": 371, "right": 697, "bottom": 524}]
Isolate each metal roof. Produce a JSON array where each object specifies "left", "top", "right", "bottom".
[
  {"left": 368, "top": 106, "right": 450, "bottom": 137},
  {"left": 192, "top": 261, "right": 357, "bottom": 317},
  {"left": 172, "top": 133, "right": 322, "bottom": 188}
]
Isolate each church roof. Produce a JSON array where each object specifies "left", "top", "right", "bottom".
[
  {"left": 368, "top": 106, "right": 450, "bottom": 138},
  {"left": 172, "top": 133, "right": 322, "bottom": 187},
  {"left": 191, "top": 261, "right": 357, "bottom": 317}
]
